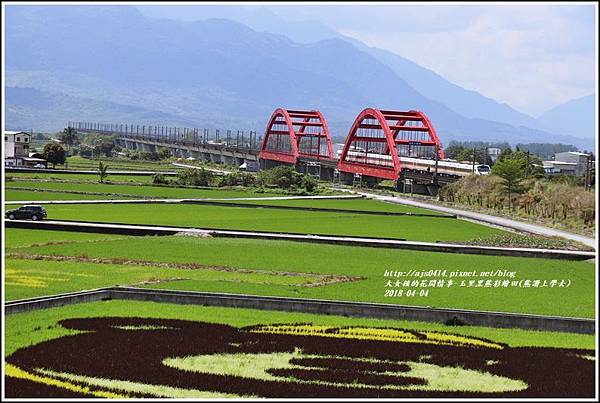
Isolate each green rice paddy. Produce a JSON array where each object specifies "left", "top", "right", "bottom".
[
  {"left": 6, "top": 172, "right": 155, "bottom": 183},
  {"left": 5, "top": 230, "right": 594, "bottom": 318},
  {"left": 5, "top": 180, "right": 282, "bottom": 199},
  {"left": 32, "top": 203, "right": 500, "bottom": 242}
]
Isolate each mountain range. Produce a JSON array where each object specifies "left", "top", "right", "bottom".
[{"left": 4, "top": 5, "right": 595, "bottom": 150}]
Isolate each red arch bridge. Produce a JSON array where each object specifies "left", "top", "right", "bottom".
[
  {"left": 258, "top": 107, "right": 455, "bottom": 194},
  {"left": 69, "top": 107, "right": 471, "bottom": 195}
]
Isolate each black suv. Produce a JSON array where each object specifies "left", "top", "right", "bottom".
[{"left": 5, "top": 205, "right": 48, "bottom": 221}]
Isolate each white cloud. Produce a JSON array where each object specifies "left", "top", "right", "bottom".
[{"left": 296, "top": 4, "right": 596, "bottom": 115}]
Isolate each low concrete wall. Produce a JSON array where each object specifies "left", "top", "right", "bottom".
[
  {"left": 6, "top": 287, "right": 594, "bottom": 334},
  {"left": 108, "top": 288, "right": 596, "bottom": 334},
  {"left": 5, "top": 289, "right": 111, "bottom": 315},
  {"left": 5, "top": 219, "right": 179, "bottom": 236}
]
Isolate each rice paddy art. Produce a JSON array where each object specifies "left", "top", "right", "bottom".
[{"left": 5, "top": 317, "right": 595, "bottom": 398}]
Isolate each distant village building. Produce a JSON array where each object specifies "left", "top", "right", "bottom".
[
  {"left": 542, "top": 151, "right": 591, "bottom": 176},
  {"left": 486, "top": 147, "right": 502, "bottom": 163},
  {"left": 4, "top": 131, "right": 31, "bottom": 166},
  {"left": 4, "top": 131, "right": 47, "bottom": 167}
]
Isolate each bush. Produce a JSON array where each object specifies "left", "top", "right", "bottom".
[
  {"left": 256, "top": 165, "right": 319, "bottom": 193},
  {"left": 218, "top": 172, "right": 257, "bottom": 187},
  {"left": 257, "top": 165, "right": 301, "bottom": 189},
  {"left": 152, "top": 173, "right": 171, "bottom": 185},
  {"left": 78, "top": 144, "right": 93, "bottom": 158},
  {"left": 158, "top": 147, "right": 172, "bottom": 160},
  {"left": 440, "top": 174, "right": 595, "bottom": 228},
  {"left": 177, "top": 168, "right": 214, "bottom": 187}
]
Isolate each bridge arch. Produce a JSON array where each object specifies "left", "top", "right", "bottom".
[
  {"left": 259, "top": 108, "right": 334, "bottom": 165},
  {"left": 337, "top": 108, "right": 444, "bottom": 180}
]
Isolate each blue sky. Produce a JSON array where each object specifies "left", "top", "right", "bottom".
[
  {"left": 281, "top": 4, "right": 596, "bottom": 116},
  {"left": 138, "top": 3, "right": 597, "bottom": 117}
]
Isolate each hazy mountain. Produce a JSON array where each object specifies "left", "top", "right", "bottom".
[
  {"left": 5, "top": 5, "right": 593, "bottom": 149},
  {"left": 138, "top": 5, "right": 597, "bottom": 145},
  {"left": 136, "top": 6, "right": 555, "bottom": 132},
  {"left": 138, "top": 5, "right": 341, "bottom": 45},
  {"left": 5, "top": 86, "right": 203, "bottom": 132},
  {"left": 537, "top": 95, "right": 595, "bottom": 141}
]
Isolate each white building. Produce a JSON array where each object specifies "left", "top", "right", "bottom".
[
  {"left": 4, "top": 131, "right": 32, "bottom": 166},
  {"left": 486, "top": 147, "right": 502, "bottom": 163},
  {"left": 542, "top": 151, "right": 591, "bottom": 176}
]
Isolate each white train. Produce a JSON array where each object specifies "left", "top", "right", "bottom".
[{"left": 339, "top": 150, "right": 491, "bottom": 176}]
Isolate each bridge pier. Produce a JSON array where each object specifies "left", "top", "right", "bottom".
[
  {"left": 319, "top": 167, "right": 334, "bottom": 181},
  {"left": 210, "top": 153, "right": 222, "bottom": 164},
  {"left": 200, "top": 152, "right": 211, "bottom": 163},
  {"left": 339, "top": 171, "right": 355, "bottom": 185},
  {"left": 396, "top": 179, "right": 438, "bottom": 196},
  {"left": 361, "top": 175, "right": 379, "bottom": 188},
  {"left": 260, "top": 159, "right": 288, "bottom": 170}
]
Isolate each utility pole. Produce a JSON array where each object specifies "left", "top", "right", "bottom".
[
  {"left": 584, "top": 154, "right": 590, "bottom": 191},
  {"left": 585, "top": 154, "right": 593, "bottom": 191},
  {"left": 472, "top": 147, "right": 476, "bottom": 173},
  {"left": 434, "top": 143, "right": 439, "bottom": 181},
  {"left": 525, "top": 151, "right": 530, "bottom": 178}
]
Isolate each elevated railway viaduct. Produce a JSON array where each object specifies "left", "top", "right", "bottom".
[{"left": 70, "top": 107, "right": 457, "bottom": 194}]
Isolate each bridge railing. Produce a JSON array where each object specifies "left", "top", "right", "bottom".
[{"left": 68, "top": 121, "right": 261, "bottom": 151}]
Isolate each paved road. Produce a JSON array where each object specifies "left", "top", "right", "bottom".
[
  {"left": 171, "top": 162, "right": 233, "bottom": 174},
  {"left": 358, "top": 191, "right": 596, "bottom": 249}
]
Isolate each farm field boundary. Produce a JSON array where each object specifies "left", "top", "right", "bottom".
[
  {"left": 5, "top": 199, "right": 453, "bottom": 218},
  {"left": 5, "top": 287, "right": 594, "bottom": 334},
  {"left": 5, "top": 194, "right": 365, "bottom": 205},
  {"left": 5, "top": 219, "right": 595, "bottom": 260},
  {"left": 6, "top": 167, "right": 179, "bottom": 176}
]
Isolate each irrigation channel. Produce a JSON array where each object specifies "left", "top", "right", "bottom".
[
  {"left": 6, "top": 219, "right": 594, "bottom": 260},
  {"left": 5, "top": 287, "right": 594, "bottom": 334}
]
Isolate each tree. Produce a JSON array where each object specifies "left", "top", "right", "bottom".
[
  {"left": 94, "top": 141, "right": 115, "bottom": 157},
  {"left": 443, "top": 144, "right": 467, "bottom": 160},
  {"left": 43, "top": 143, "right": 66, "bottom": 168},
  {"left": 300, "top": 174, "right": 318, "bottom": 192},
  {"left": 257, "top": 165, "right": 301, "bottom": 189},
  {"left": 497, "top": 149, "right": 543, "bottom": 177},
  {"left": 158, "top": 147, "right": 171, "bottom": 160},
  {"left": 492, "top": 158, "right": 526, "bottom": 209},
  {"left": 60, "top": 126, "right": 79, "bottom": 153},
  {"left": 98, "top": 161, "right": 109, "bottom": 183},
  {"left": 78, "top": 144, "right": 93, "bottom": 158}
]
